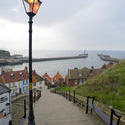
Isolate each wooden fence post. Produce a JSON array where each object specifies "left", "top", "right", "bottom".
[{"left": 86, "top": 96, "right": 89, "bottom": 114}]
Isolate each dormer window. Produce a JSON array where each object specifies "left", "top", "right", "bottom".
[
  {"left": 20, "top": 72, "right": 24, "bottom": 77},
  {"left": 11, "top": 73, "right": 15, "bottom": 79}
]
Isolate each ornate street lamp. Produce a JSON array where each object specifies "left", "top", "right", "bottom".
[{"left": 22, "top": 0, "right": 42, "bottom": 125}]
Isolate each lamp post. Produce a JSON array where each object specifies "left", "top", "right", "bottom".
[{"left": 22, "top": 0, "right": 42, "bottom": 125}]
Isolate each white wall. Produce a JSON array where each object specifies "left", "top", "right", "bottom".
[
  {"left": 0, "top": 92, "right": 11, "bottom": 125},
  {"left": 5, "top": 82, "right": 20, "bottom": 97}
]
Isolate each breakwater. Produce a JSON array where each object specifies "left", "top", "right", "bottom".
[
  {"left": 23, "top": 55, "right": 88, "bottom": 63},
  {"left": 98, "top": 54, "right": 120, "bottom": 62}
]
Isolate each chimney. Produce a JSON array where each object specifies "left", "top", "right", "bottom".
[{"left": 24, "top": 66, "right": 28, "bottom": 72}]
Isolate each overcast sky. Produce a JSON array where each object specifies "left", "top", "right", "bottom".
[{"left": 0, "top": 0, "right": 125, "bottom": 52}]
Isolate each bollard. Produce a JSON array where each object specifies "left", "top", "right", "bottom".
[
  {"left": 73, "top": 90, "right": 76, "bottom": 103},
  {"left": 86, "top": 96, "right": 89, "bottom": 114},
  {"left": 69, "top": 90, "right": 70, "bottom": 101},
  {"left": 23, "top": 99, "right": 26, "bottom": 119}
]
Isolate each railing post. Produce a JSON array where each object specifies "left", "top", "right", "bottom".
[
  {"left": 69, "top": 90, "right": 70, "bottom": 101},
  {"left": 117, "top": 115, "right": 121, "bottom": 125},
  {"left": 91, "top": 96, "right": 95, "bottom": 113},
  {"left": 86, "top": 96, "right": 89, "bottom": 114},
  {"left": 34, "top": 92, "right": 36, "bottom": 103},
  {"left": 23, "top": 99, "right": 26, "bottom": 119},
  {"left": 66, "top": 90, "right": 67, "bottom": 99},
  {"left": 110, "top": 109, "right": 114, "bottom": 125},
  {"left": 73, "top": 90, "right": 76, "bottom": 103}
]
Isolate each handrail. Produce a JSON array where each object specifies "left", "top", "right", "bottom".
[{"left": 54, "top": 90, "right": 122, "bottom": 125}]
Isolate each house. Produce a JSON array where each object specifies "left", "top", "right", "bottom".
[
  {"left": 42, "top": 73, "right": 52, "bottom": 89},
  {"left": 67, "top": 67, "right": 90, "bottom": 86},
  {"left": 101, "top": 62, "right": 115, "bottom": 70},
  {"left": 67, "top": 66, "right": 105, "bottom": 86},
  {"left": 0, "top": 67, "right": 29, "bottom": 96},
  {"left": 0, "top": 84, "right": 12, "bottom": 125},
  {"left": 0, "top": 67, "right": 43, "bottom": 95},
  {"left": 32, "top": 70, "right": 43, "bottom": 91},
  {"left": 53, "top": 72, "right": 64, "bottom": 87}
]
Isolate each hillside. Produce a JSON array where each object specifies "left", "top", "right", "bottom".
[{"left": 75, "top": 60, "right": 125, "bottom": 112}]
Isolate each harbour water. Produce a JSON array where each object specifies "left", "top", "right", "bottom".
[{"left": 1, "top": 50, "right": 125, "bottom": 77}]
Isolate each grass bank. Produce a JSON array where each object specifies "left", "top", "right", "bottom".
[{"left": 55, "top": 60, "right": 125, "bottom": 113}]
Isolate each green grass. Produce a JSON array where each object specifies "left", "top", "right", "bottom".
[{"left": 56, "top": 60, "right": 125, "bottom": 112}]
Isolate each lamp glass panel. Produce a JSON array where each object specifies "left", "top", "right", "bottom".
[{"left": 24, "top": 0, "right": 41, "bottom": 14}]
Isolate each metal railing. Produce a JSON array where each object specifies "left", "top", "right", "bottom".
[{"left": 55, "top": 90, "right": 122, "bottom": 125}]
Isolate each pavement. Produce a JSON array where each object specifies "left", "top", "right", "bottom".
[{"left": 33, "top": 90, "right": 104, "bottom": 125}]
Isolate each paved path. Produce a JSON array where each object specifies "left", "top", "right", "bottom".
[{"left": 34, "top": 90, "right": 103, "bottom": 125}]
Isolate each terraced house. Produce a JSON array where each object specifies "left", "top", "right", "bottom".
[
  {"left": 42, "top": 73, "right": 53, "bottom": 89},
  {"left": 0, "top": 67, "right": 29, "bottom": 96},
  {"left": 53, "top": 72, "right": 64, "bottom": 87},
  {"left": 32, "top": 70, "right": 43, "bottom": 91},
  {"left": 66, "top": 67, "right": 90, "bottom": 86}
]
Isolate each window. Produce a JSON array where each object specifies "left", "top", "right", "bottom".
[
  {"left": 23, "top": 80, "right": 25, "bottom": 85},
  {"left": 75, "top": 80, "right": 77, "bottom": 85},
  {"left": 20, "top": 72, "right": 24, "bottom": 77},
  {"left": 0, "top": 96, "right": 8, "bottom": 103},
  {"left": 13, "top": 83, "right": 15, "bottom": 87},
  {"left": 26, "top": 86, "right": 28, "bottom": 91},
  {"left": 11, "top": 73, "right": 15, "bottom": 79},
  {"left": 9, "top": 84, "right": 11, "bottom": 88},
  {"left": 23, "top": 87, "right": 25, "bottom": 91}
]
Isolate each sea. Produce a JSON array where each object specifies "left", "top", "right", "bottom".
[{"left": 0, "top": 50, "right": 125, "bottom": 77}]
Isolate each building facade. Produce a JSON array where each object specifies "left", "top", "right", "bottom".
[
  {"left": 0, "top": 84, "right": 12, "bottom": 125},
  {"left": 0, "top": 67, "right": 29, "bottom": 96},
  {"left": 53, "top": 72, "right": 64, "bottom": 87},
  {"left": 42, "top": 73, "right": 52, "bottom": 89}
]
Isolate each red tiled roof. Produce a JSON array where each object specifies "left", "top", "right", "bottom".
[
  {"left": 53, "top": 72, "right": 64, "bottom": 83},
  {"left": 42, "top": 73, "right": 52, "bottom": 82},
  {"left": 2, "top": 70, "right": 29, "bottom": 84},
  {"left": 101, "top": 62, "right": 115, "bottom": 69}
]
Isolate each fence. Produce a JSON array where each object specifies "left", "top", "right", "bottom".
[
  {"left": 54, "top": 90, "right": 123, "bottom": 125},
  {"left": 19, "top": 90, "right": 41, "bottom": 125}
]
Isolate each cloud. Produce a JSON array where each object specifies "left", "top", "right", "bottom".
[{"left": 0, "top": 0, "right": 125, "bottom": 50}]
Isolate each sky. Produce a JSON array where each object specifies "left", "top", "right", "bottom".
[{"left": 0, "top": 0, "right": 125, "bottom": 52}]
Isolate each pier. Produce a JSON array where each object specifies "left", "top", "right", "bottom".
[
  {"left": 98, "top": 54, "right": 120, "bottom": 62},
  {"left": 23, "top": 55, "right": 88, "bottom": 63}
]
